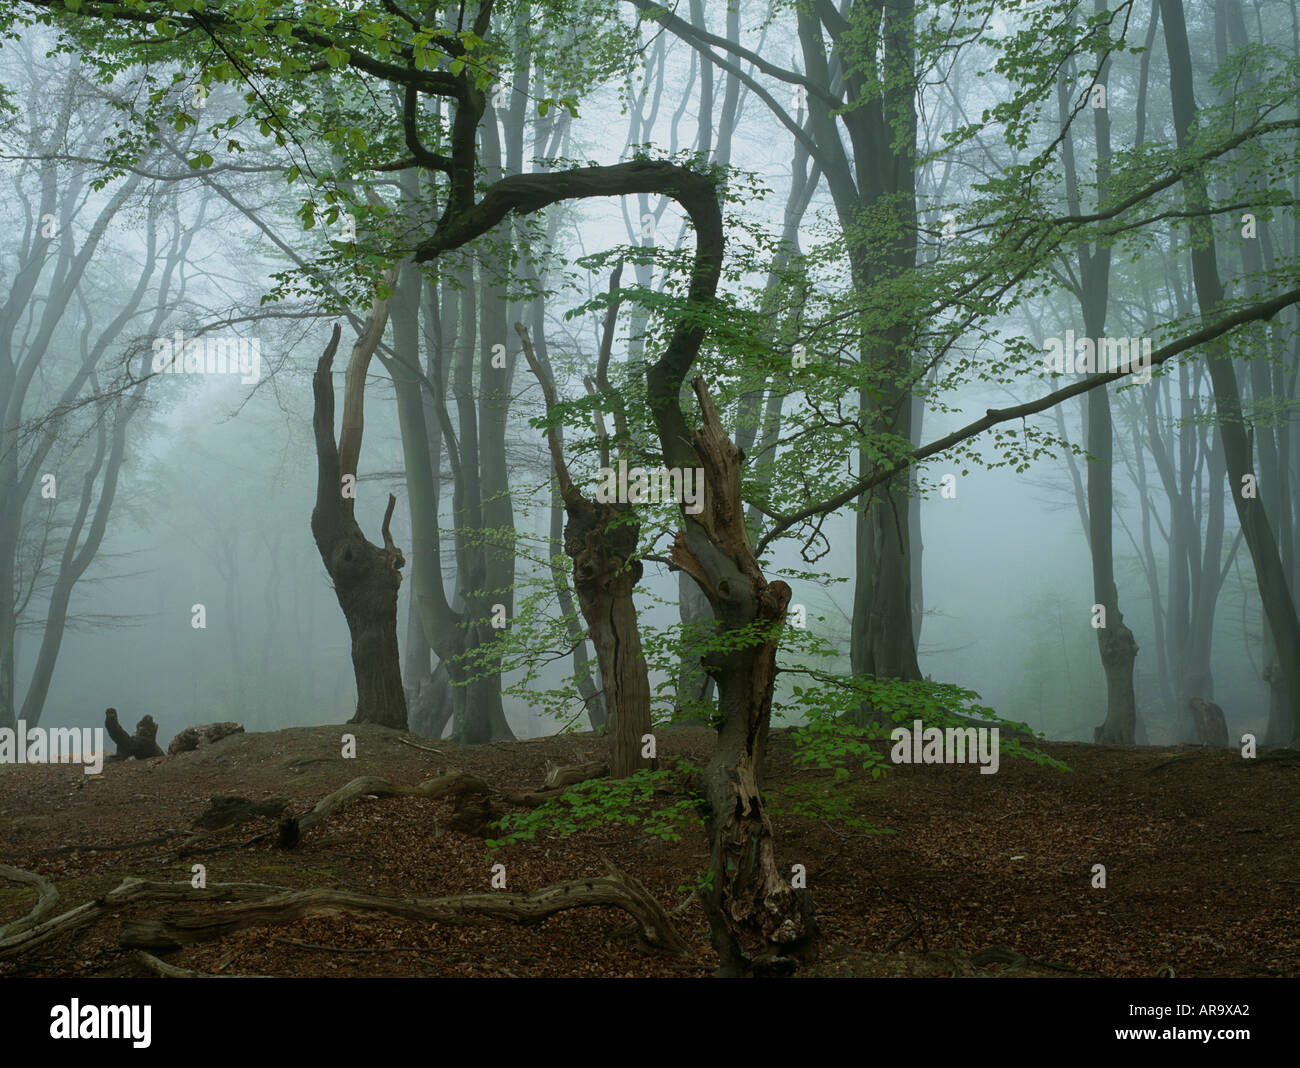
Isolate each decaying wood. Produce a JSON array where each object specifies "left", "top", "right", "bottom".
[
  {"left": 504, "top": 760, "right": 610, "bottom": 807},
  {"left": 104, "top": 708, "right": 163, "bottom": 760},
  {"left": 0, "top": 863, "right": 60, "bottom": 938},
  {"left": 2, "top": 867, "right": 690, "bottom": 963},
  {"left": 672, "top": 377, "right": 816, "bottom": 975},
  {"left": 168, "top": 722, "right": 244, "bottom": 756},
  {"left": 1190, "top": 697, "right": 1230, "bottom": 748},
  {"left": 292, "top": 770, "right": 489, "bottom": 838},
  {"left": 543, "top": 760, "right": 608, "bottom": 790},
  {"left": 117, "top": 865, "right": 690, "bottom": 957},
  {"left": 0, "top": 879, "right": 284, "bottom": 959}
]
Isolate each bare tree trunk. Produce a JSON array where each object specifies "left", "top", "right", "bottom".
[
  {"left": 1161, "top": 0, "right": 1300, "bottom": 743},
  {"left": 310, "top": 325, "right": 408, "bottom": 730},
  {"left": 517, "top": 324, "right": 649, "bottom": 776}
]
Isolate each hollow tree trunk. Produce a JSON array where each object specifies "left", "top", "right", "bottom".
[{"left": 674, "top": 572, "right": 715, "bottom": 723}]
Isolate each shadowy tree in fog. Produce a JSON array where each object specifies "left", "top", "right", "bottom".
[{"left": 0, "top": 48, "right": 197, "bottom": 730}]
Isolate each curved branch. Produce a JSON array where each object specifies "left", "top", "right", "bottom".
[
  {"left": 0, "top": 863, "right": 60, "bottom": 938},
  {"left": 414, "top": 159, "right": 724, "bottom": 468},
  {"left": 515, "top": 323, "right": 578, "bottom": 503}
]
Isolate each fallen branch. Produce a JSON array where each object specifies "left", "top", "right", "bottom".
[
  {"left": 2, "top": 830, "right": 194, "bottom": 859},
  {"left": 397, "top": 737, "right": 445, "bottom": 754},
  {"left": 134, "top": 949, "right": 267, "bottom": 978},
  {"left": 0, "top": 879, "right": 284, "bottom": 960},
  {"left": 293, "top": 770, "right": 488, "bottom": 837},
  {"left": 0, "top": 863, "right": 60, "bottom": 937},
  {"left": 544, "top": 760, "right": 608, "bottom": 789},
  {"left": 506, "top": 761, "right": 609, "bottom": 807},
  {"left": 118, "top": 865, "right": 690, "bottom": 957}
]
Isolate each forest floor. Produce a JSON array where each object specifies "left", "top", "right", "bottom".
[{"left": 1, "top": 723, "right": 1296, "bottom": 978}]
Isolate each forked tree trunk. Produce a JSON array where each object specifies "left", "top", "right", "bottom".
[
  {"left": 517, "top": 324, "right": 650, "bottom": 777},
  {"left": 672, "top": 380, "right": 817, "bottom": 975},
  {"left": 311, "top": 324, "right": 408, "bottom": 729}
]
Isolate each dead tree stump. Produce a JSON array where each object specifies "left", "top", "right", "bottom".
[
  {"left": 104, "top": 708, "right": 164, "bottom": 761},
  {"left": 1189, "top": 698, "right": 1230, "bottom": 748}
]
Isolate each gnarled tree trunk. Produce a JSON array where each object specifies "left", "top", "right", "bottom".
[
  {"left": 671, "top": 380, "right": 818, "bottom": 976},
  {"left": 311, "top": 323, "right": 408, "bottom": 729},
  {"left": 517, "top": 323, "right": 650, "bottom": 777}
]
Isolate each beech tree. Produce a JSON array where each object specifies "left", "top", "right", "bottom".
[{"left": 11, "top": 0, "right": 1299, "bottom": 978}]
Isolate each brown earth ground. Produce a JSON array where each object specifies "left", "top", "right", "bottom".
[{"left": 1, "top": 724, "right": 1296, "bottom": 978}]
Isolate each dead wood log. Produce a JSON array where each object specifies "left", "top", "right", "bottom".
[
  {"left": 4, "top": 865, "right": 690, "bottom": 963},
  {"left": 445, "top": 790, "right": 503, "bottom": 837},
  {"left": 118, "top": 865, "right": 690, "bottom": 956},
  {"left": 544, "top": 760, "right": 608, "bottom": 789},
  {"left": 291, "top": 770, "right": 489, "bottom": 839},
  {"left": 168, "top": 723, "right": 244, "bottom": 756},
  {"left": 0, "top": 879, "right": 285, "bottom": 959},
  {"left": 0, "top": 863, "right": 60, "bottom": 938},
  {"left": 505, "top": 761, "right": 610, "bottom": 807},
  {"left": 104, "top": 708, "right": 164, "bottom": 760}
]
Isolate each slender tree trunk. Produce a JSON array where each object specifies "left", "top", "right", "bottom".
[{"left": 1161, "top": 0, "right": 1300, "bottom": 743}]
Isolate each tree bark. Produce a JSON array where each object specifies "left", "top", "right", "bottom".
[
  {"left": 310, "top": 324, "right": 408, "bottom": 730},
  {"left": 670, "top": 381, "right": 817, "bottom": 975},
  {"left": 1161, "top": 0, "right": 1300, "bottom": 743},
  {"left": 517, "top": 323, "right": 651, "bottom": 777}
]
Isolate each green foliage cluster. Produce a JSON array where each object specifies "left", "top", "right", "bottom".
[{"left": 485, "top": 763, "right": 701, "bottom": 851}]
